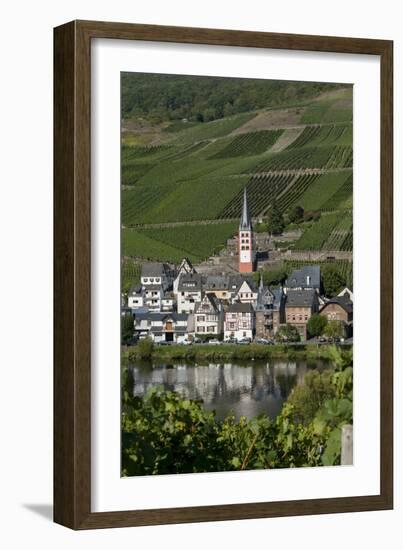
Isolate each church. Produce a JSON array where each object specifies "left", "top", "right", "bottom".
[{"left": 238, "top": 188, "right": 255, "bottom": 273}]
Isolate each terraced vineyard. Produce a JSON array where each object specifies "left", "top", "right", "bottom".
[
  {"left": 123, "top": 222, "right": 238, "bottom": 264},
  {"left": 276, "top": 174, "right": 320, "bottom": 213},
  {"left": 121, "top": 259, "right": 141, "bottom": 292},
  {"left": 218, "top": 174, "right": 294, "bottom": 219},
  {"left": 321, "top": 173, "right": 353, "bottom": 211},
  {"left": 210, "top": 130, "right": 283, "bottom": 158},
  {"left": 248, "top": 145, "right": 352, "bottom": 172},
  {"left": 323, "top": 214, "right": 353, "bottom": 251},
  {"left": 121, "top": 78, "right": 353, "bottom": 265},
  {"left": 292, "top": 171, "right": 352, "bottom": 211},
  {"left": 293, "top": 213, "right": 341, "bottom": 250},
  {"left": 286, "top": 123, "right": 352, "bottom": 149}
]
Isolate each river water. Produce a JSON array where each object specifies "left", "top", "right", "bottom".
[{"left": 128, "top": 359, "right": 331, "bottom": 421}]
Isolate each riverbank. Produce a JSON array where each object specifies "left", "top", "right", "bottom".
[{"left": 123, "top": 342, "right": 352, "bottom": 364}]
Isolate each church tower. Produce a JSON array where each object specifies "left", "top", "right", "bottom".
[{"left": 238, "top": 188, "right": 254, "bottom": 273}]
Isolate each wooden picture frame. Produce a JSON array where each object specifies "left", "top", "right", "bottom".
[{"left": 54, "top": 20, "right": 393, "bottom": 529}]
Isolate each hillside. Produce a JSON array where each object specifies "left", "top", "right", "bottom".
[{"left": 121, "top": 78, "right": 353, "bottom": 270}]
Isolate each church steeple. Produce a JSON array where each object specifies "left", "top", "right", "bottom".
[
  {"left": 238, "top": 188, "right": 254, "bottom": 273},
  {"left": 239, "top": 188, "right": 252, "bottom": 231}
]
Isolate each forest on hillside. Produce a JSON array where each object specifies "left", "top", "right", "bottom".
[{"left": 121, "top": 72, "right": 346, "bottom": 124}]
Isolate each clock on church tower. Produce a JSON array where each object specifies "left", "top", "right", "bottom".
[{"left": 238, "top": 188, "right": 255, "bottom": 273}]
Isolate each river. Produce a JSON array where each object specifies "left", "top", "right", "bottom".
[{"left": 128, "top": 359, "right": 331, "bottom": 421}]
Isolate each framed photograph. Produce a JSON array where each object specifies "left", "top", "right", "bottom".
[{"left": 54, "top": 20, "right": 393, "bottom": 529}]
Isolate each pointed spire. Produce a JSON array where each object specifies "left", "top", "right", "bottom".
[
  {"left": 259, "top": 273, "right": 264, "bottom": 292},
  {"left": 239, "top": 188, "right": 252, "bottom": 230}
]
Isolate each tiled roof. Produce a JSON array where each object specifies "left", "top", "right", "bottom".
[
  {"left": 177, "top": 273, "right": 203, "bottom": 292},
  {"left": 285, "top": 265, "right": 321, "bottom": 289},
  {"left": 286, "top": 289, "right": 317, "bottom": 308},
  {"left": 141, "top": 262, "right": 169, "bottom": 277},
  {"left": 227, "top": 302, "right": 254, "bottom": 313}
]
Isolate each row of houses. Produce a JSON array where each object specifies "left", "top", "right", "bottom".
[{"left": 122, "top": 260, "right": 353, "bottom": 343}]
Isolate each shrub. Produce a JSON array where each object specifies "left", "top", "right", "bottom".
[
  {"left": 136, "top": 337, "right": 154, "bottom": 359},
  {"left": 275, "top": 325, "right": 301, "bottom": 343}
]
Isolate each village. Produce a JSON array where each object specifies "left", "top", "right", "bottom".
[{"left": 122, "top": 190, "right": 353, "bottom": 345}]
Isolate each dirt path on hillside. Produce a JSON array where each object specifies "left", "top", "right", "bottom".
[{"left": 270, "top": 127, "right": 305, "bottom": 152}]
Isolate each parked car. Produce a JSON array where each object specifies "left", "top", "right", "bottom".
[
  {"left": 208, "top": 339, "right": 221, "bottom": 345},
  {"left": 238, "top": 338, "right": 251, "bottom": 345},
  {"left": 319, "top": 336, "right": 327, "bottom": 343},
  {"left": 255, "top": 338, "right": 269, "bottom": 345},
  {"left": 334, "top": 337, "right": 341, "bottom": 343}
]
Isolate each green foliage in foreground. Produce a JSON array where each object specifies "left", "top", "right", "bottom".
[{"left": 122, "top": 347, "right": 353, "bottom": 475}]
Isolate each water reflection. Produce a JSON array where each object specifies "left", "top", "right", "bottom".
[{"left": 129, "top": 360, "right": 330, "bottom": 421}]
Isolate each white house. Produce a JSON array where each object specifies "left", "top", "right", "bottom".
[
  {"left": 161, "top": 292, "right": 176, "bottom": 312},
  {"left": 134, "top": 312, "right": 189, "bottom": 343},
  {"left": 143, "top": 285, "right": 164, "bottom": 311},
  {"left": 176, "top": 273, "right": 203, "bottom": 314},
  {"left": 194, "top": 293, "right": 224, "bottom": 336},
  {"left": 231, "top": 278, "right": 258, "bottom": 306},
  {"left": 173, "top": 257, "right": 195, "bottom": 293},
  {"left": 127, "top": 284, "right": 144, "bottom": 310},
  {"left": 224, "top": 302, "right": 255, "bottom": 341},
  {"left": 141, "top": 262, "right": 172, "bottom": 291}
]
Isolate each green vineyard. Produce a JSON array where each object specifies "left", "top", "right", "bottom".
[
  {"left": 293, "top": 213, "right": 341, "bottom": 250},
  {"left": 121, "top": 79, "right": 353, "bottom": 267},
  {"left": 276, "top": 173, "right": 320, "bottom": 213},
  {"left": 321, "top": 173, "right": 353, "bottom": 211},
  {"left": 323, "top": 214, "right": 353, "bottom": 251},
  {"left": 286, "top": 124, "right": 352, "bottom": 149},
  {"left": 209, "top": 130, "right": 283, "bottom": 158},
  {"left": 121, "top": 259, "right": 141, "bottom": 292},
  {"left": 292, "top": 171, "right": 352, "bottom": 211},
  {"left": 218, "top": 173, "right": 294, "bottom": 218},
  {"left": 249, "top": 145, "right": 352, "bottom": 172},
  {"left": 123, "top": 222, "right": 238, "bottom": 264}
]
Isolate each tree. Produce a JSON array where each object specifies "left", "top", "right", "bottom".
[
  {"left": 275, "top": 324, "right": 301, "bottom": 342},
  {"left": 307, "top": 314, "right": 328, "bottom": 338},
  {"left": 253, "top": 267, "right": 288, "bottom": 287},
  {"left": 323, "top": 320, "right": 344, "bottom": 339},
  {"left": 287, "top": 205, "right": 304, "bottom": 224},
  {"left": 121, "top": 314, "right": 134, "bottom": 344},
  {"left": 322, "top": 265, "right": 346, "bottom": 297},
  {"left": 267, "top": 202, "right": 285, "bottom": 235}
]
